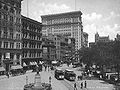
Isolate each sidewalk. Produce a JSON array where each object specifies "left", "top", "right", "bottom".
[{"left": 0, "top": 75, "right": 7, "bottom": 80}]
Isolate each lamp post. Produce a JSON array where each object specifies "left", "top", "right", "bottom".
[
  {"left": 26, "top": 76, "right": 28, "bottom": 85},
  {"left": 49, "top": 76, "right": 52, "bottom": 90}
]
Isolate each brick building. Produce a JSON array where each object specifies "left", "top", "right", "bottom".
[{"left": 21, "top": 16, "right": 42, "bottom": 70}]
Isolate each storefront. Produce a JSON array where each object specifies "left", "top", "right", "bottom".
[
  {"left": 0, "top": 67, "right": 5, "bottom": 76},
  {"left": 10, "top": 65, "right": 23, "bottom": 76}
]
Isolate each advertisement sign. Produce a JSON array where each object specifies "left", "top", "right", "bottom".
[{"left": 6, "top": 53, "right": 10, "bottom": 59}]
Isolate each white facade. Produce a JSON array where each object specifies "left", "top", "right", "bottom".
[{"left": 41, "top": 11, "right": 83, "bottom": 50}]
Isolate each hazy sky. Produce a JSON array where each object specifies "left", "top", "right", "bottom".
[{"left": 21, "top": 0, "right": 120, "bottom": 42}]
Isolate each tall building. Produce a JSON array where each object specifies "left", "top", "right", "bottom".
[
  {"left": 83, "top": 32, "right": 88, "bottom": 47},
  {"left": 0, "top": 0, "right": 23, "bottom": 73},
  {"left": 95, "top": 32, "right": 110, "bottom": 43},
  {"left": 116, "top": 33, "right": 120, "bottom": 41},
  {"left": 41, "top": 11, "right": 83, "bottom": 50},
  {"left": 21, "top": 16, "right": 42, "bottom": 70}
]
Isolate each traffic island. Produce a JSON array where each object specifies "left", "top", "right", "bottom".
[{"left": 23, "top": 71, "right": 52, "bottom": 90}]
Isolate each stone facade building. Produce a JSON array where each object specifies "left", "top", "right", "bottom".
[
  {"left": 21, "top": 15, "right": 42, "bottom": 70},
  {"left": 41, "top": 11, "right": 83, "bottom": 50},
  {"left": 95, "top": 32, "right": 110, "bottom": 43},
  {"left": 0, "top": 0, "right": 23, "bottom": 73}
]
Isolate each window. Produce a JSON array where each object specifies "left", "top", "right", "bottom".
[
  {"left": 10, "top": 32, "right": 13, "bottom": 39},
  {"left": 0, "top": 12, "right": 2, "bottom": 19},
  {"left": 0, "top": 41, "right": 2, "bottom": 48},
  {"left": 16, "top": 54, "right": 20, "bottom": 59},
  {"left": 10, "top": 16, "right": 14, "bottom": 22},
  {"left": 4, "top": 14, "right": 8, "bottom": 21},
  {"left": 10, "top": 53, "right": 14, "bottom": 59},
  {"left": 16, "top": 42, "right": 21, "bottom": 49},
  {"left": 0, "top": 26, "right": 1, "bottom": 38},
  {"left": 10, "top": 42, "right": 14, "bottom": 48},
  {"left": 3, "top": 31, "right": 7, "bottom": 38},
  {"left": 4, "top": 42, "right": 8, "bottom": 48}
]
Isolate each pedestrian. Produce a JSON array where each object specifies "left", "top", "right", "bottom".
[
  {"left": 48, "top": 65, "right": 49, "bottom": 71},
  {"left": 81, "top": 82, "right": 83, "bottom": 89},
  {"left": 77, "top": 76, "right": 80, "bottom": 80},
  {"left": 74, "top": 83, "right": 77, "bottom": 90},
  {"left": 45, "top": 64, "right": 47, "bottom": 71},
  {"left": 6, "top": 72, "right": 9, "bottom": 78},
  {"left": 84, "top": 81, "right": 87, "bottom": 88}
]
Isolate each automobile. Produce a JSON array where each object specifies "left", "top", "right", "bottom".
[
  {"left": 54, "top": 68, "right": 64, "bottom": 80},
  {"left": 110, "top": 74, "right": 120, "bottom": 82},
  {"left": 72, "top": 62, "right": 82, "bottom": 68},
  {"left": 64, "top": 69, "right": 76, "bottom": 81}
]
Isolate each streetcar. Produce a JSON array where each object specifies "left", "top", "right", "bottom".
[
  {"left": 54, "top": 68, "right": 64, "bottom": 80},
  {"left": 64, "top": 69, "right": 76, "bottom": 81}
]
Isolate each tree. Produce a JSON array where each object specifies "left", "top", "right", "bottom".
[{"left": 112, "top": 40, "right": 120, "bottom": 82}]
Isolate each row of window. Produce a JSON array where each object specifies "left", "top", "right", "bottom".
[
  {"left": 0, "top": 12, "right": 21, "bottom": 23},
  {"left": 0, "top": 2, "right": 21, "bottom": 14},
  {"left": 22, "top": 24, "right": 41, "bottom": 33},
  {"left": 23, "top": 33, "right": 41, "bottom": 40},
  {"left": 23, "top": 52, "right": 42, "bottom": 58},
  {"left": 0, "top": 41, "right": 21, "bottom": 49},
  {"left": 0, "top": 21, "right": 21, "bottom": 33},
  {"left": 53, "top": 29, "right": 71, "bottom": 32},
  {"left": 43, "top": 17, "right": 79, "bottom": 25},
  {"left": 23, "top": 43, "right": 41, "bottom": 49},
  {"left": 0, "top": 53, "right": 20, "bottom": 60},
  {"left": 0, "top": 31, "right": 21, "bottom": 40}
]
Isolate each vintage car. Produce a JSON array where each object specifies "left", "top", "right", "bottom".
[
  {"left": 54, "top": 68, "right": 64, "bottom": 80},
  {"left": 64, "top": 69, "right": 76, "bottom": 81}
]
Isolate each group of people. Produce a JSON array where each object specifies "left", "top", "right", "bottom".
[{"left": 74, "top": 81, "right": 87, "bottom": 90}]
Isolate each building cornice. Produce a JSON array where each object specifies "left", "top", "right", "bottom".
[{"left": 41, "top": 11, "right": 82, "bottom": 19}]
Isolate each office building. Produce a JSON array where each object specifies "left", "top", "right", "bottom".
[{"left": 41, "top": 11, "right": 83, "bottom": 50}]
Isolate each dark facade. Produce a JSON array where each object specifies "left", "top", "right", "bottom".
[
  {"left": 21, "top": 16, "right": 42, "bottom": 69},
  {"left": 44, "top": 34, "right": 75, "bottom": 62},
  {"left": 42, "top": 35, "right": 56, "bottom": 64},
  {"left": 83, "top": 32, "right": 88, "bottom": 47},
  {"left": 0, "top": 0, "right": 23, "bottom": 73}
]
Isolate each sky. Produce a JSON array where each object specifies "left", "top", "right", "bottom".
[{"left": 21, "top": 0, "right": 120, "bottom": 42}]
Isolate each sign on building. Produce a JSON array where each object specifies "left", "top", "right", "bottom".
[{"left": 6, "top": 53, "right": 10, "bottom": 59}]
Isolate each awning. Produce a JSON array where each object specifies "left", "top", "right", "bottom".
[
  {"left": 52, "top": 61, "right": 57, "bottom": 64},
  {"left": 30, "top": 62, "right": 36, "bottom": 65},
  {"left": 39, "top": 61, "right": 43, "bottom": 64},
  {"left": 34, "top": 62, "right": 37, "bottom": 65},
  {"left": 30, "top": 62, "right": 33, "bottom": 65},
  {"left": 11, "top": 65, "right": 23, "bottom": 70},
  {"left": 0, "top": 67, "right": 5, "bottom": 72},
  {"left": 23, "top": 62, "right": 27, "bottom": 66}
]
